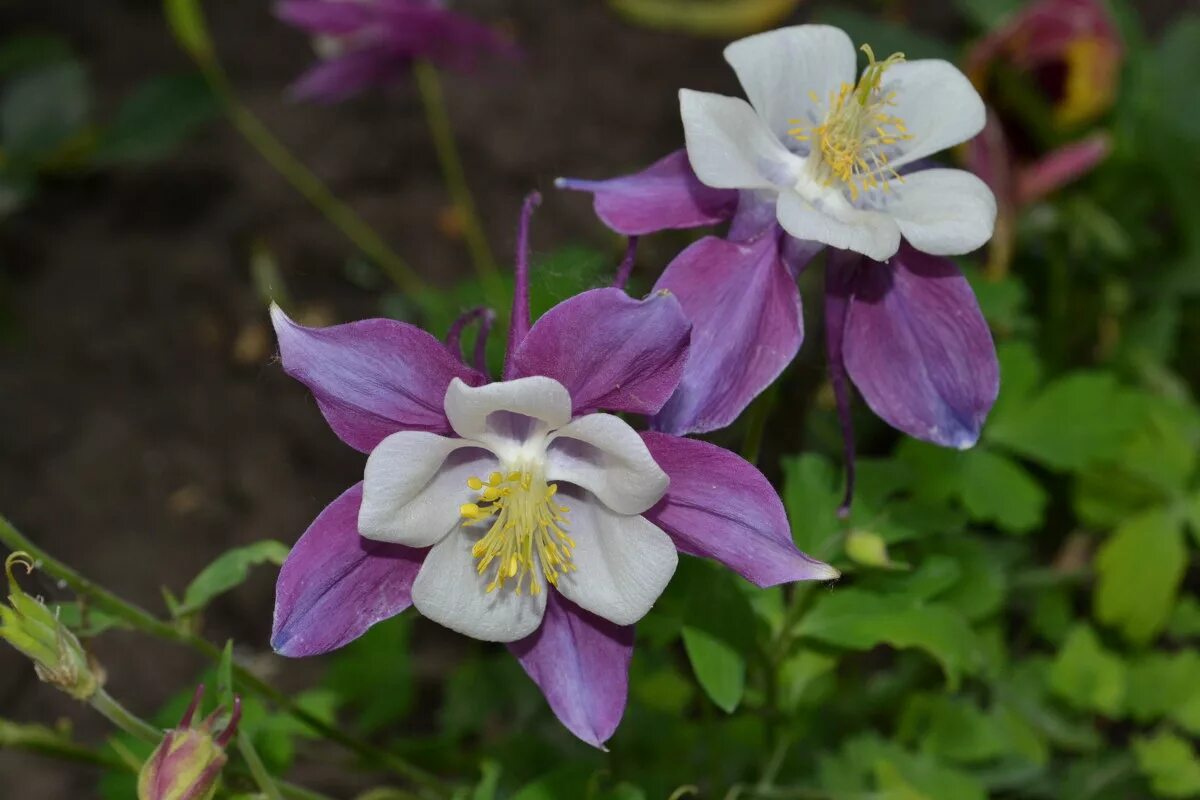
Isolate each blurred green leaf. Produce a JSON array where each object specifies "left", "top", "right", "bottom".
[
  {"left": 1048, "top": 625, "right": 1125, "bottom": 716},
  {"left": 1168, "top": 596, "right": 1200, "bottom": 640},
  {"left": 1133, "top": 732, "right": 1200, "bottom": 798},
  {"left": 953, "top": 0, "right": 1024, "bottom": 29},
  {"left": 1126, "top": 651, "right": 1200, "bottom": 734},
  {"left": 781, "top": 453, "right": 842, "bottom": 559},
  {"left": 512, "top": 764, "right": 597, "bottom": 800},
  {"left": 0, "top": 36, "right": 73, "bottom": 76},
  {"left": 94, "top": 73, "right": 217, "bottom": 163},
  {"left": 175, "top": 540, "right": 289, "bottom": 617},
  {"left": 1154, "top": 15, "right": 1200, "bottom": 143},
  {"left": 472, "top": 761, "right": 502, "bottom": 800},
  {"left": 898, "top": 694, "right": 1012, "bottom": 765},
  {"left": 1094, "top": 508, "right": 1187, "bottom": 645},
  {"left": 323, "top": 617, "right": 413, "bottom": 734},
  {"left": 798, "top": 589, "right": 979, "bottom": 689},
  {"left": 814, "top": 8, "right": 957, "bottom": 62},
  {"left": 1, "top": 60, "right": 89, "bottom": 160},
  {"left": 818, "top": 734, "right": 987, "bottom": 800},
  {"left": 959, "top": 449, "right": 1047, "bottom": 534},
  {"left": 681, "top": 567, "right": 756, "bottom": 713},
  {"left": 988, "top": 372, "right": 1144, "bottom": 471},
  {"left": 608, "top": 0, "right": 801, "bottom": 37}
]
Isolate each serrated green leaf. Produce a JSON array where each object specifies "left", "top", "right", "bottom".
[
  {"left": 959, "top": 449, "right": 1047, "bottom": 534},
  {"left": 797, "top": 589, "right": 979, "bottom": 689},
  {"left": 1094, "top": 509, "right": 1187, "bottom": 645},
  {"left": 176, "top": 540, "right": 289, "bottom": 617},
  {"left": 1133, "top": 732, "right": 1200, "bottom": 798},
  {"left": 94, "top": 73, "right": 217, "bottom": 163},
  {"left": 1048, "top": 625, "right": 1126, "bottom": 716}
]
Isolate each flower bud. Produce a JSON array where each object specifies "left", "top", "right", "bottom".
[
  {"left": 138, "top": 685, "right": 241, "bottom": 800},
  {"left": 0, "top": 552, "right": 104, "bottom": 700}
]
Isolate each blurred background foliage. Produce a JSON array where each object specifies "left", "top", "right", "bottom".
[{"left": 1, "top": 0, "right": 1199, "bottom": 798}]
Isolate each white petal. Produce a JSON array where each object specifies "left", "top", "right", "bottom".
[
  {"left": 360, "top": 434, "right": 498, "bottom": 547},
  {"left": 545, "top": 414, "right": 669, "bottom": 516},
  {"left": 776, "top": 189, "right": 901, "bottom": 261},
  {"left": 360, "top": 432, "right": 493, "bottom": 547},
  {"left": 411, "top": 526, "right": 548, "bottom": 642},
  {"left": 887, "top": 169, "right": 997, "bottom": 255},
  {"left": 554, "top": 492, "right": 678, "bottom": 626},
  {"left": 724, "top": 25, "right": 856, "bottom": 141},
  {"left": 882, "top": 60, "right": 986, "bottom": 170},
  {"left": 443, "top": 376, "right": 572, "bottom": 454},
  {"left": 679, "top": 89, "right": 800, "bottom": 192}
]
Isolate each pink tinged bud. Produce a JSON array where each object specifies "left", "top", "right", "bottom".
[
  {"left": 1016, "top": 133, "right": 1111, "bottom": 205},
  {"left": 137, "top": 686, "right": 242, "bottom": 800}
]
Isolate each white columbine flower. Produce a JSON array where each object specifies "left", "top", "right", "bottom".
[
  {"left": 680, "top": 25, "right": 996, "bottom": 261},
  {"left": 357, "top": 376, "right": 679, "bottom": 642}
]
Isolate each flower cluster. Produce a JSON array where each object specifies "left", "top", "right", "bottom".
[{"left": 271, "top": 23, "right": 1001, "bottom": 747}]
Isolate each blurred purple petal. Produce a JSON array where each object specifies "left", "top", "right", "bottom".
[
  {"left": 557, "top": 150, "right": 738, "bottom": 236},
  {"left": 276, "top": 0, "right": 378, "bottom": 34},
  {"left": 1017, "top": 134, "right": 1111, "bottom": 205},
  {"left": 652, "top": 231, "right": 807, "bottom": 435},
  {"left": 512, "top": 288, "right": 691, "bottom": 417},
  {"left": 272, "top": 483, "right": 425, "bottom": 657},
  {"left": 642, "top": 433, "right": 837, "bottom": 586},
  {"left": 271, "top": 305, "right": 486, "bottom": 453},
  {"left": 289, "top": 48, "right": 403, "bottom": 103},
  {"left": 832, "top": 246, "right": 999, "bottom": 449},
  {"left": 509, "top": 592, "right": 633, "bottom": 749}
]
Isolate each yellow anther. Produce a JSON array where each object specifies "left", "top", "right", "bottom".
[
  {"left": 467, "top": 476, "right": 483, "bottom": 491},
  {"left": 487, "top": 472, "right": 503, "bottom": 486}
]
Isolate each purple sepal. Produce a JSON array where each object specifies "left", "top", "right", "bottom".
[
  {"left": 289, "top": 48, "right": 402, "bottom": 104},
  {"left": 556, "top": 150, "right": 738, "bottom": 236},
  {"left": 511, "top": 288, "right": 691, "bottom": 417},
  {"left": 271, "top": 305, "right": 486, "bottom": 453},
  {"left": 830, "top": 245, "right": 999, "bottom": 449},
  {"left": 509, "top": 592, "right": 633, "bottom": 749},
  {"left": 641, "top": 433, "right": 835, "bottom": 586},
  {"left": 652, "top": 230, "right": 804, "bottom": 435},
  {"left": 272, "top": 483, "right": 425, "bottom": 657}
]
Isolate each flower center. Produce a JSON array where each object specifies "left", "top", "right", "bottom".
[
  {"left": 460, "top": 469, "right": 575, "bottom": 596},
  {"left": 788, "top": 45, "right": 912, "bottom": 202}
]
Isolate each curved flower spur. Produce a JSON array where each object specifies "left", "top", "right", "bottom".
[
  {"left": 559, "top": 25, "right": 1000, "bottom": 507},
  {"left": 268, "top": 193, "right": 837, "bottom": 747}
]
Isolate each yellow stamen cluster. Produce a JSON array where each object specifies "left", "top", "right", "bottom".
[
  {"left": 461, "top": 470, "right": 575, "bottom": 595},
  {"left": 788, "top": 45, "right": 913, "bottom": 201}
]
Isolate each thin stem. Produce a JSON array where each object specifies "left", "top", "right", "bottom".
[
  {"left": 91, "top": 689, "right": 163, "bottom": 744},
  {"left": 0, "top": 515, "right": 448, "bottom": 795},
  {"left": 238, "top": 731, "right": 285, "bottom": 800},
  {"left": 414, "top": 61, "right": 504, "bottom": 308},
  {"left": 612, "top": 236, "right": 639, "bottom": 290},
  {"left": 0, "top": 725, "right": 133, "bottom": 772}
]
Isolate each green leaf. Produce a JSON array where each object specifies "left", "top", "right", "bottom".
[
  {"left": 1094, "top": 508, "right": 1187, "bottom": 645},
  {"left": 472, "top": 761, "right": 502, "bottom": 800},
  {"left": 952, "top": 0, "right": 1024, "bottom": 28},
  {"left": 165, "top": 0, "right": 216, "bottom": 63},
  {"left": 176, "top": 540, "right": 290, "bottom": 617},
  {"left": 988, "top": 372, "right": 1144, "bottom": 471},
  {"left": 897, "top": 694, "right": 1013, "bottom": 765},
  {"left": 681, "top": 567, "right": 756, "bottom": 712},
  {"left": 323, "top": 617, "right": 413, "bottom": 733},
  {"left": 0, "top": 36, "right": 73, "bottom": 77},
  {"left": 958, "top": 449, "right": 1047, "bottom": 534},
  {"left": 781, "top": 453, "right": 842, "bottom": 559},
  {"left": 608, "top": 0, "right": 802, "bottom": 37},
  {"left": 1133, "top": 732, "right": 1200, "bottom": 798},
  {"left": 1126, "top": 651, "right": 1200, "bottom": 733},
  {"left": 511, "top": 764, "right": 597, "bottom": 800},
  {"left": 818, "top": 734, "right": 987, "bottom": 800},
  {"left": 53, "top": 602, "right": 132, "bottom": 637},
  {"left": 94, "top": 73, "right": 217, "bottom": 163},
  {"left": 797, "top": 589, "right": 980, "bottom": 689},
  {"left": 1, "top": 60, "right": 89, "bottom": 160},
  {"left": 1048, "top": 625, "right": 1126, "bottom": 716},
  {"left": 1168, "top": 596, "right": 1200, "bottom": 640},
  {"left": 1155, "top": 15, "right": 1200, "bottom": 143}
]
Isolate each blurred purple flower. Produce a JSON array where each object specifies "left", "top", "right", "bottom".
[
  {"left": 277, "top": 0, "right": 520, "bottom": 102},
  {"left": 268, "top": 194, "right": 836, "bottom": 748},
  {"left": 138, "top": 686, "right": 241, "bottom": 800}
]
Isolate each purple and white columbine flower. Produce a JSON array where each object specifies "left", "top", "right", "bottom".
[
  {"left": 559, "top": 25, "right": 1000, "bottom": 502},
  {"left": 276, "top": 0, "right": 519, "bottom": 103},
  {"left": 269, "top": 195, "right": 836, "bottom": 747}
]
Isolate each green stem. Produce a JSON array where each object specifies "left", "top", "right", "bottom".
[
  {"left": 0, "top": 728, "right": 133, "bottom": 772},
  {"left": 0, "top": 515, "right": 448, "bottom": 796},
  {"left": 92, "top": 689, "right": 164, "bottom": 744},
  {"left": 238, "top": 731, "right": 285, "bottom": 800},
  {"left": 413, "top": 61, "right": 505, "bottom": 310}
]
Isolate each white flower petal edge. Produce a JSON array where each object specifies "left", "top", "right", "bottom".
[
  {"left": 411, "top": 526, "right": 549, "bottom": 642},
  {"left": 880, "top": 60, "right": 987, "bottom": 171},
  {"left": 887, "top": 169, "right": 997, "bottom": 256},
  {"left": 444, "top": 376, "right": 571, "bottom": 455},
  {"left": 776, "top": 191, "right": 900, "bottom": 262},
  {"left": 545, "top": 414, "right": 669, "bottom": 516},
  {"left": 553, "top": 492, "right": 679, "bottom": 626},
  {"left": 724, "top": 25, "right": 856, "bottom": 140},
  {"left": 679, "top": 90, "right": 801, "bottom": 191},
  {"left": 360, "top": 432, "right": 495, "bottom": 547}
]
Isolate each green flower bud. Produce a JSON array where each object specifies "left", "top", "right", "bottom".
[
  {"left": 138, "top": 685, "right": 241, "bottom": 800},
  {"left": 0, "top": 552, "right": 104, "bottom": 700}
]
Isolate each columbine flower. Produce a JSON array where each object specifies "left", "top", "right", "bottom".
[
  {"left": 269, "top": 194, "right": 836, "bottom": 747},
  {"left": 0, "top": 552, "right": 104, "bottom": 701},
  {"left": 558, "top": 26, "right": 1000, "bottom": 505},
  {"left": 964, "top": 0, "right": 1120, "bottom": 268},
  {"left": 138, "top": 686, "right": 241, "bottom": 800},
  {"left": 276, "top": 0, "right": 520, "bottom": 103}
]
